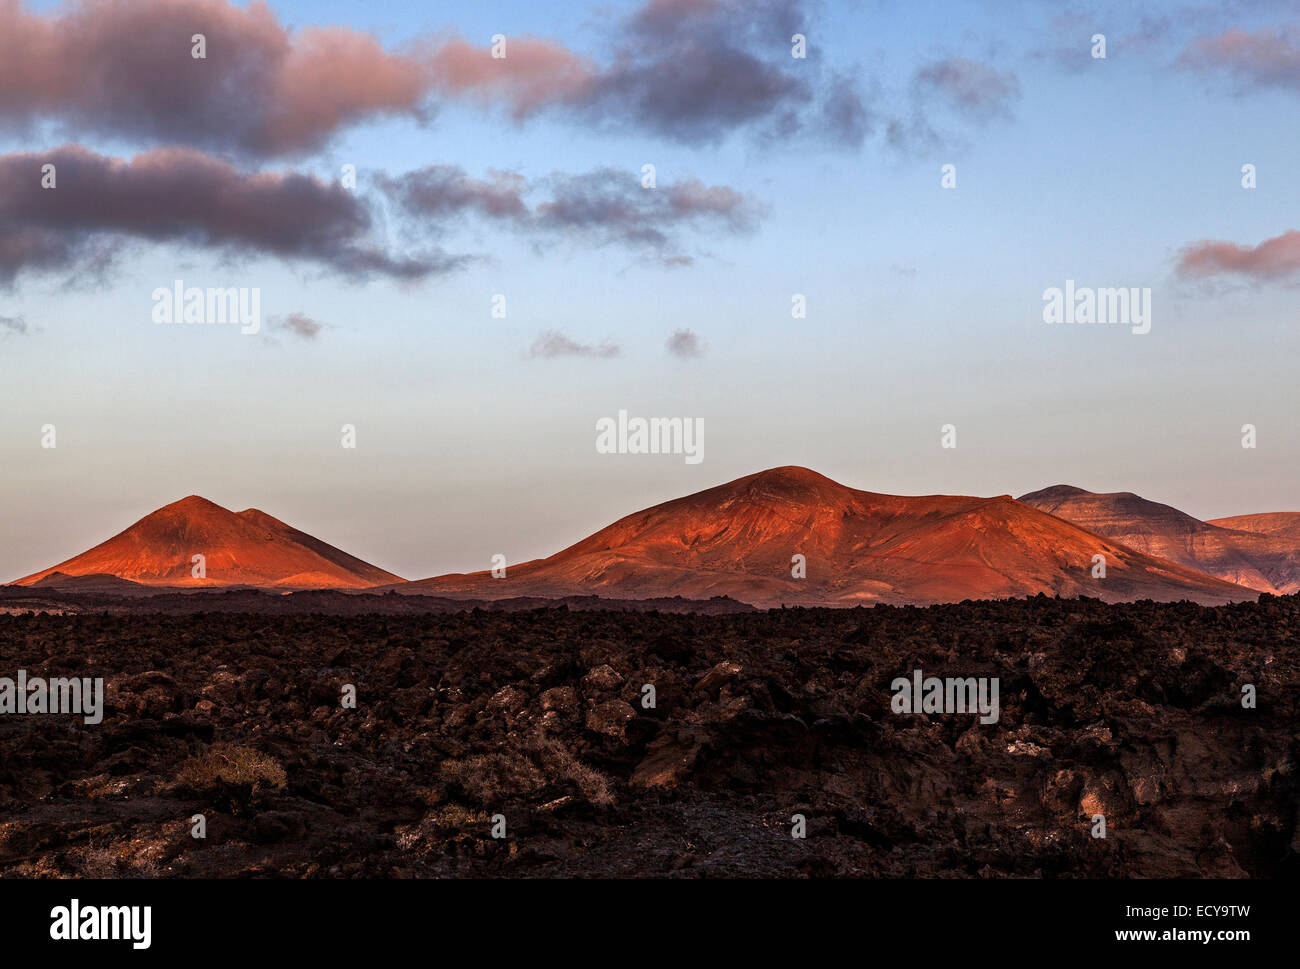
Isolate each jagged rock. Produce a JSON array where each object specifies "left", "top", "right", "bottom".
[
  {"left": 582, "top": 665, "right": 624, "bottom": 692},
  {"left": 630, "top": 730, "right": 706, "bottom": 790},
  {"left": 585, "top": 700, "right": 636, "bottom": 739},
  {"left": 539, "top": 686, "right": 578, "bottom": 715},
  {"left": 696, "top": 661, "right": 742, "bottom": 693}
]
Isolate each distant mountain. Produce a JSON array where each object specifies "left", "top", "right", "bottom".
[
  {"left": 12, "top": 496, "right": 404, "bottom": 590},
  {"left": 394, "top": 467, "right": 1250, "bottom": 607},
  {"left": 27, "top": 572, "right": 150, "bottom": 594},
  {"left": 1019, "top": 486, "right": 1300, "bottom": 594},
  {"left": 1208, "top": 513, "right": 1300, "bottom": 542}
]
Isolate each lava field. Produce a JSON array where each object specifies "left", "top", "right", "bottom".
[{"left": 1, "top": 593, "right": 1297, "bottom": 878}]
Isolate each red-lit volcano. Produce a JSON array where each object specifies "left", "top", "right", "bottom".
[
  {"left": 13, "top": 496, "right": 403, "bottom": 590},
  {"left": 399, "top": 467, "right": 1251, "bottom": 606}
]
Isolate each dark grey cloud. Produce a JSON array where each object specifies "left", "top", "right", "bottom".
[
  {"left": 578, "top": 0, "right": 871, "bottom": 147},
  {"left": 0, "top": 314, "right": 30, "bottom": 335},
  {"left": 1, "top": 147, "right": 756, "bottom": 287},
  {"left": 0, "top": 145, "right": 455, "bottom": 285}
]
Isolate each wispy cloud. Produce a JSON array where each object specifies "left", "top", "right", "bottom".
[
  {"left": 0, "top": 314, "right": 30, "bottom": 336},
  {"left": 275, "top": 312, "right": 326, "bottom": 340},
  {"left": 0, "top": 147, "right": 760, "bottom": 286},
  {"left": 532, "top": 169, "right": 760, "bottom": 265},
  {"left": 529, "top": 330, "right": 621, "bottom": 359},
  {"left": 387, "top": 165, "right": 763, "bottom": 266},
  {"left": 1179, "top": 24, "right": 1300, "bottom": 92},
  {"left": 884, "top": 55, "right": 1019, "bottom": 155},
  {"left": 915, "top": 57, "right": 1020, "bottom": 121}
]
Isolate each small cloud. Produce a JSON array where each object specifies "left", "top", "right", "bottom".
[
  {"left": 529, "top": 330, "right": 620, "bottom": 359},
  {"left": 915, "top": 57, "right": 1020, "bottom": 121},
  {"left": 275, "top": 312, "right": 326, "bottom": 340},
  {"left": 819, "top": 72, "right": 875, "bottom": 148},
  {"left": 531, "top": 168, "right": 762, "bottom": 264},
  {"left": 0, "top": 315, "right": 30, "bottom": 336},
  {"left": 1177, "top": 230, "right": 1300, "bottom": 282},
  {"left": 383, "top": 164, "right": 763, "bottom": 267},
  {"left": 892, "top": 264, "right": 918, "bottom": 279},
  {"left": 1179, "top": 26, "right": 1300, "bottom": 94},
  {"left": 666, "top": 328, "right": 704, "bottom": 358}
]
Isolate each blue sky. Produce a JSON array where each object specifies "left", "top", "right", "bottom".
[{"left": 1, "top": 0, "right": 1297, "bottom": 580}]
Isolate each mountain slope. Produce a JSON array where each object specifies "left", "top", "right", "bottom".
[
  {"left": 1019, "top": 486, "right": 1300, "bottom": 594},
  {"left": 1208, "top": 512, "right": 1300, "bottom": 542},
  {"left": 399, "top": 467, "right": 1250, "bottom": 607},
  {"left": 13, "top": 496, "right": 404, "bottom": 590}
]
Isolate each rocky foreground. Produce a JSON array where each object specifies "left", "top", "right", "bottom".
[{"left": 1, "top": 594, "right": 1297, "bottom": 878}]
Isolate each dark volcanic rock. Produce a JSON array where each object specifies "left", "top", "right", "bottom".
[{"left": 0, "top": 593, "right": 1296, "bottom": 878}]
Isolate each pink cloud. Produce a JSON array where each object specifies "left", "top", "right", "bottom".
[
  {"left": 426, "top": 35, "right": 595, "bottom": 117},
  {"left": 0, "top": 0, "right": 433, "bottom": 156},
  {"left": 1179, "top": 25, "right": 1300, "bottom": 91},
  {"left": 0, "top": 0, "right": 865, "bottom": 154},
  {"left": 1177, "top": 231, "right": 1300, "bottom": 281}
]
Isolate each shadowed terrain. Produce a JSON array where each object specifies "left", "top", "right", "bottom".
[{"left": 1, "top": 593, "right": 1295, "bottom": 878}]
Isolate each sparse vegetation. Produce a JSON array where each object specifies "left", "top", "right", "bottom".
[
  {"left": 439, "top": 751, "right": 545, "bottom": 805},
  {"left": 178, "top": 744, "right": 287, "bottom": 794}
]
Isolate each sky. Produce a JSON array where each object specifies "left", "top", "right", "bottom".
[{"left": 1, "top": 0, "right": 1297, "bottom": 582}]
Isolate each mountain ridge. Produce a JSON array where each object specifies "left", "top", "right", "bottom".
[
  {"left": 1018, "top": 485, "right": 1300, "bottom": 594},
  {"left": 15, "top": 470, "right": 1290, "bottom": 606},
  {"left": 396, "top": 467, "right": 1252, "bottom": 607}
]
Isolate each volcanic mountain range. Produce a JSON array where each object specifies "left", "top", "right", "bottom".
[{"left": 10, "top": 468, "right": 1297, "bottom": 607}]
